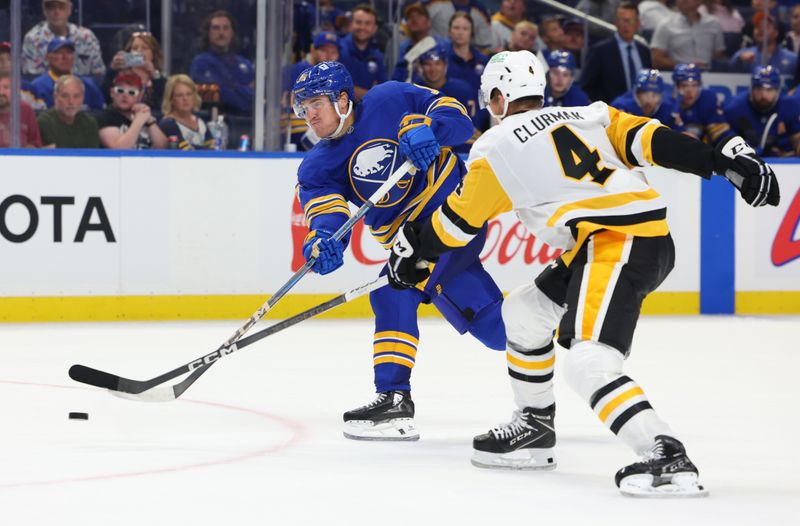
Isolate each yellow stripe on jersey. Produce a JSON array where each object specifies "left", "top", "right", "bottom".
[
  {"left": 374, "top": 330, "right": 420, "bottom": 346},
  {"left": 506, "top": 353, "right": 556, "bottom": 370},
  {"left": 581, "top": 230, "right": 627, "bottom": 340},
  {"left": 429, "top": 96, "right": 469, "bottom": 118},
  {"left": 597, "top": 386, "right": 645, "bottom": 422},
  {"left": 304, "top": 194, "right": 351, "bottom": 223},
  {"left": 640, "top": 121, "right": 659, "bottom": 165},
  {"left": 605, "top": 106, "right": 662, "bottom": 168},
  {"left": 547, "top": 188, "right": 661, "bottom": 227},
  {"left": 431, "top": 157, "right": 513, "bottom": 249}
]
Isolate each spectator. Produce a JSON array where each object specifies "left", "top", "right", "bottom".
[
  {"left": 37, "top": 75, "right": 99, "bottom": 148},
  {"left": 544, "top": 50, "right": 591, "bottom": 107},
  {"left": 724, "top": 65, "right": 800, "bottom": 156},
  {"left": 699, "top": 0, "right": 745, "bottom": 33},
  {"left": 95, "top": 72, "right": 167, "bottom": 150},
  {"left": 159, "top": 74, "right": 213, "bottom": 150},
  {"left": 393, "top": 3, "right": 448, "bottom": 83},
  {"left": 30, "top": 37, "right": 104, "bottom": 110},
  {"left": 539, "top": 16, "right": 566, "bottom": 55},
  {"left": 414, "top": 44, "right": 478, "bottom": 152},
  {"left": 671, "top": 63, "right": 732, "bottom": 144},
  {"left": 581, "top": 2, "right": 652, "bottom": 103},
  {"left": 1, "top": 41, "right": 46, "bottom": 110},
  {"left": 0, "top": 41, "right": 9, "bottom": 73},
  {"left": 190, "top": 10, "right": 255, "bottom": 115},
  {"left": 504, "top": 21, "right": 549, "bottom": 69},
  {"left": 651, "top": 0, "right": 727, "bottom": 69},
  {"left": 576, "top": 0, "right": 622, "bottom": 39},
  {"left": 291, "top": 32, "right": 341, "bottom": 86},
  {"left": 731, "top": 13, "right": 797, "bottom": 74},
  {"left": 741, "top": 0, "right": 784, "bottom": 49},
  {"left": 22, "top": 0, "right": 105, "bottom": 78},
  {"left": 106, "top": 32, "right": 165, "bottom": 117},
  {"left": 424, "top": 0, "right": 494, "bottom": 51},
  {"left": 491, "top": 0, "right": 527, "bottom": 50},
  {"left": 611, "top": 68, "right": 684, "bottom": 130},
  {"left": 0, "top": 72, "right": 42, "bottom": 148},
  {"left": 560, "top": 18, "right": 587, "bottom": 68},
  {"left": 638, "top": 0, "right": 673, "bottom": 32},
  {"left": 784, "top": 4, "right": 800, "bottom": 54},
  {"left": 447, "top": 12, "right": 488, "bottom": 95},
  {"left": 339, "top": 4, "right": 386, "bottom": 99}
]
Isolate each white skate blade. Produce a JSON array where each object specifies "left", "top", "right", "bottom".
[
  {"left": 619, "top": 472, "right": 709, "bottom": 498},
  {"left": 343, "top": 418, "right": 419, "bottom": 441},
  {"left": 471, "top": 448, "right": 557, "bottom": 471}
]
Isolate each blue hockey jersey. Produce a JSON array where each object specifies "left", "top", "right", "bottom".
[
  {"left": 611, "top": 91, "right": 685, "bottom": 131},
  {"left": 723, "top": 92, "right": 800, "bottom": 156},
  {"left": 544, "top": 84, "right": 591, "bottom": 108},
  {"left": 677, "top": 89, "right": 731, "bottom": 145},
  {"left": 297, "top": 81, "right": 473, "bottom": 248}
]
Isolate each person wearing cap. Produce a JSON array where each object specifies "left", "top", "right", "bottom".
[
  {"left": 0, "top": 72, "right": 42, "bottom": 148},
  {"left": 94, "top": 72, "right": 167, "bottom": 150},
  {"left": 650, "top": 0, "right": 727, "bottom": 70},
  {"left": 544, "top": 50, "right": 590, "bottom": 107},
  {"left": 490, "top": 0, "right": 527, "bottom": 51},
  {"left": 724, "top": 65, "right": 800, "bottom": 156},
  {"left": 447, "top": 11, "right": 489, "bottom": 95},
  {"left": 37, "top": 75, "right": 99, "bottom": 148},
  {"left": 581, "top": 2, "right": 652, "bottom": 104},
  {"left": 415, "top": 43, "right": 480, "bottom": 152},
  {"left": 285, "top": 32, "right": 342, "bottom": 151},
  {"left": 338, "top": 4, "right": 386, "bottom": 100},
  {"left": 22, "top": 0, "right": 105, "bottom": 78},
  {"left": 672, "top": 63, "right": 732, "bottom": 145},
  {"left": 189, "top": 10, "right": 255, "bottom": 115},
  {"left": 560, "top": 18, "right": 586, "bottom": 68},
  {"left": 731, "top": 12, "right": 797, "bottom": 75},
  {"left": 423, "top": 0, "right": 494, "bottom": 51},
  {"left": 391, "top": 3, "right": 449, "bottom": 83},
  {"left": 611, "top": 68, "right": 684, "bottom": 131},
  {"left": 30, "top": 37, "right": 104, "bottom": 111}
]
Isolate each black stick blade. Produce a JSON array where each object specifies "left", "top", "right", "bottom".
[{"left": 69, "top": 364, "right": 122, "bottom": 390}]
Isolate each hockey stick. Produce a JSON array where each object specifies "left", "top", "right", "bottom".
[
  {"left": 759, "top": 112, "right": 778, "bottom": 154},
  {"left": 69, "top": 275, "right": 390, "bottom": 402},
  {"left": 404, "top": 36, "right": 436, "bottom": 83},
  {"left": 69, "top": 158, "right": 414, "bottom": 400}
]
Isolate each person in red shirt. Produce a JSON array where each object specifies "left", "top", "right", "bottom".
[{"left": 0, "top": 72, "right": 42, "bottom": 147}]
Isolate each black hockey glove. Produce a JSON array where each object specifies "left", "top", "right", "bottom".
[
  {"left": 713, "top": 136, "right": 780, "bottom": 207},
  {"left": 387, "top": 222, "right": 435, "bottom": 290}
]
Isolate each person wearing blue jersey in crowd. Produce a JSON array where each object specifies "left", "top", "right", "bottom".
[
  {"left": 611, "top": 69, "right": 684, "bottom": 131},
  {"left": 285, "top": 32, "right": 341, "bottom": 151},
  {"left": 416, "top": 44, "right": 481, "bottom": 152},
  {"left": 30, "top": 37, "right": 104, "bottom": 110},
  {"left": 189, "top": 10, "right": 255, "bottom": 115},
  {"left": 724, "top": 65, "right": 800, "bottom": 156},
  {"left": 391, "top": 3, "right": 450, "bottom": 83},
  {"left": 292, "top": 61, "right": 505, "bottom": 441},
  {"left": 672, "top": 63, "right": 732, "bottom": 145},
  {"left": 338, "top": 4, "right": 386, "bottom": 100},
  {"left": 544, "top": 50, "right": 590, "bottom": 108},
  {"left": 447, "top": 11, "right": 488, "bottom": 96}
]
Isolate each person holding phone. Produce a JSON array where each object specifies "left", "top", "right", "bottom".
[{"left": 104, "top": 32, "right": 165, "bottom": 117}]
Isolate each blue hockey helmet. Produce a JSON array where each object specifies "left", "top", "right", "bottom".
[
  {"left": 751, "top": 65, "right": 781, "bottom": 90},
  {"left": 291, "top": 61, "right": 354, "bottom": 118},
  {"left": 672, "top": 63, "right": 702, "bottom": 85},
  {"left": 418, "top": 42, "right": 449, "bottom": 64},
  {"left": 634, "top": 69, "right": 664, "bottom": 93},
  {"left": 546, "top": 50, "right": 576, "bottom": 73}
]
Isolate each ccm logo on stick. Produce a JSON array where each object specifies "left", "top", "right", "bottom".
[
  {"left": 0, "top": 195, "right": 115, "bottom": 243},
  {"left": 188, "top": 344, "right": 238, "bottom": 371}
]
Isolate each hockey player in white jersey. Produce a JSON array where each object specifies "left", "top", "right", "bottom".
[{"left": 385, "top": 50, "right": 780, "bottom": 497}]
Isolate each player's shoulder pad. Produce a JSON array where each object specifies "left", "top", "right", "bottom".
[{"left": 298, "top": 143, "right": 339, "bottom": 185}]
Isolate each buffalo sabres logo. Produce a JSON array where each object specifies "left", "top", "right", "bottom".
[{"left": 349, "top": 139, "right": 414, "bottom": 207}]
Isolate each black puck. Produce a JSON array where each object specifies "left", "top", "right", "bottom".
[{"left": 68, "top": 412, "right": 89, "bottom": 420}]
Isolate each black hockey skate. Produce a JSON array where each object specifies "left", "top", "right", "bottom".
[
  {"left": 343, "top": 390, "right": 419, "bottom": 441},
  {"left": 471, "top": 405, "right": 556, "bottom": 470},
  {"left": 615, "top": 435, "right": 708, "bottom": 497}
]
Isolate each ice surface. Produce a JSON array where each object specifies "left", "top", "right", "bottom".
[{"left": 0, "top": 316, "right": 797, "bottom": 525}]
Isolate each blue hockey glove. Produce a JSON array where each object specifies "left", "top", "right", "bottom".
[
  {"left": 398, "top": 113, "right": 440, "bottom": 172},
  {"left": 387, "top": 222, "right": 434, "bottom": 289},
  {"left": 714, "top": 136, "right": 780, "bottom": 207},
  {"left": 302, "top": 229, "right": 345, "bottom": 275}
]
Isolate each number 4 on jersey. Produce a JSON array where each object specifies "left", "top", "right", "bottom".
[{"left": 551, "top": 125, "right": 614, "bottom": 185}]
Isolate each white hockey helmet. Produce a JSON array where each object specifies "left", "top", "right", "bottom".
[{"left": 479, "top": 50, "right": 546, "bottom": 120}]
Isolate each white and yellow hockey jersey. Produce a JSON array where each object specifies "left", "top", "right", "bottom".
[{"left": 429, "top": 101, "right": 671, "bottom": 265}]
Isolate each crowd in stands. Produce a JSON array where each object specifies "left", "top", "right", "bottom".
[{"left": 3, "top": 0, "right": 800, "bottom": 157}]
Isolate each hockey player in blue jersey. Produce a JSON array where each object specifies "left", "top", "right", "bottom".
[
  {"left": 672, "top": 63, "right": 732, "bottom": 145},
  {"left": 544, "top": 50, "right": 590, "bottom": 108},
  {"left": 414, "top": 44, "right": 482, "bottom": 153},
  {"left": 611, "top": 69, "right": 684, "bottom": 131},
  {"left": 291, "top": 61, "right": 506, "bottom": 441},
  {"left": 724, "top": 65, "right": 800, "bottom": 157}
]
